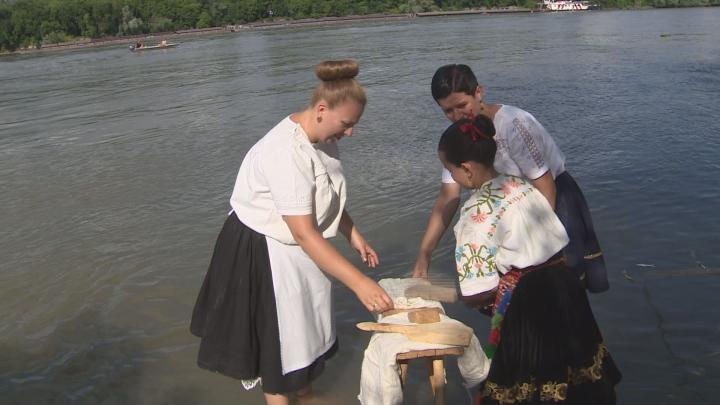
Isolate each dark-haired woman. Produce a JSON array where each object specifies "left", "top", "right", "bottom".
[
  {"left": 413, "top": 64, "right": 608, "bottom": 294},
  {"left": 190, "top": 60, "right": 393, "bottom": 405}
]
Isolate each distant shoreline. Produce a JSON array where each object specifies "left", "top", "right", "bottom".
[
  {"left": 2, "top": 8, "right": 537, "bottom": 56},
  {"left": 3, "top": 5, "right": 718, "bottom": 56}
]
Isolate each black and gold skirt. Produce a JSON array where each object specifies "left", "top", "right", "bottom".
[{"left": 480, "top": 267, "right": 621, "bottom": 404}]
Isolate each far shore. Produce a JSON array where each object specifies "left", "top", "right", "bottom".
[
  {"left": 3, "top": 5, "right": 717, "bottom": 56},
  {"left": 2, "top": 8, "right": 537, "bottom": 56}
]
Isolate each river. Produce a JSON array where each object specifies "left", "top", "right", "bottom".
[{"left": 1, "top": 7, "right": 719, "bottom": 404}]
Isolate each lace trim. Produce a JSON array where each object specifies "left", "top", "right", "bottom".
[
  {"left": 241, "top": 377, "right": 261, "bottom": 390},
  {"left": 483, "top": 343, "right": 608, "bottom": 403},
  {"left": 512, "top": 118, "right": 545, "bottom": 170}
]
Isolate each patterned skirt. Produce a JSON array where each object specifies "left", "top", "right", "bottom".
[
  {"left": 479, "top": 267, "right": 621, "bottom": 405},
  {"left": 484, "top": 253, "right": 565, "bottom": 359}
]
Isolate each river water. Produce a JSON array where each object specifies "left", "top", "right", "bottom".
[{"left": 1, "top": 8, "right": 719, "bottom": 405}]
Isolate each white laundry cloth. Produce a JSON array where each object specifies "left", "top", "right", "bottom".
[{"left": 357, "top": 279, "right": 489, "bottom": 405}]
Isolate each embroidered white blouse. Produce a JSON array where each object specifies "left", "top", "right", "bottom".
[
  {"left": 453, "top": 174, "right": 569, "bottom": 297},
  {"left": 442, "top": 104, "right": 566, "bottom": 183}
]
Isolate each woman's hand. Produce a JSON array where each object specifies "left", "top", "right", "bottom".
[
  {"left": 353, "top": 277, "right": 394, "bottom": 313},
  {"left": 350, "top": 231, "right": 379, "bottom": 268},
  {"left": 340, "top": 211, "right": 379, "bottom": 268},
  {"left": 411, "top": 256, "right": 429, "bottom": 279}
]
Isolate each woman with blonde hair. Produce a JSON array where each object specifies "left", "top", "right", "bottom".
[{"left": 191, "top": 60, "right": 393, "bottom": 405}]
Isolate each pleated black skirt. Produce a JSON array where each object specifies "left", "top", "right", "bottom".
[
  {"left": 480, "top": 266, "right": 621, "bottom": 405},
  {"left": 554, "top": 171, "right": 609, "bottom": 293},
  {"left": 190, "top": 212, "right": 337, "bottom": 394}
]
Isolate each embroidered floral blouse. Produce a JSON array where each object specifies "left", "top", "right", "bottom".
[{"left": 453, "top": 174, "right": 569, "bottom": 297}]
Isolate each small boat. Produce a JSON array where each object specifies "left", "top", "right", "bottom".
[
  {"left": 542, "top": 0, "right": 593, "bottom": 11},
  {"left": 129, "top": 42, "right": 178, "bottom": 52}
]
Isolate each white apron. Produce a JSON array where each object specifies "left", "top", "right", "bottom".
[
  {"left": 266, "top": 237, "right": 336, "bottom": 375},
  {"left": 264, "top": 139, "right": 345, "bottom": 375}
]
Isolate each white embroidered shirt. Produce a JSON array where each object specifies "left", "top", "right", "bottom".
[{"left": 453, "top": 174, "right": 569, "bottom": 296}]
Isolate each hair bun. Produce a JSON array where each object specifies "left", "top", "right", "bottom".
[{"left": 315, "top": 60, "right": 359, "bottom": 81}]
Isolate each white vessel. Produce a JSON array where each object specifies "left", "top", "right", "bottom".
[{"left": 542, "top": 0, "right": 592, "bottom": 11}]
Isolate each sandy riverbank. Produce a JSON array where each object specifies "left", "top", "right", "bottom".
[{"left": 2, "top": 8, "right": 539, "bottom": 56}]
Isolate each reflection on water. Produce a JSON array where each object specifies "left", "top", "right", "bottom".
[{"left": 2, "top": 8, "right": 720, "bottom": 405}]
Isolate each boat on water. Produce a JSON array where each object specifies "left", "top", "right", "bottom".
[
  {"left": 542, "top": 0, "right": 596, "bottom": 11},
  {"left": 129, "top": 41, "right": 178, "bottom": 52}
]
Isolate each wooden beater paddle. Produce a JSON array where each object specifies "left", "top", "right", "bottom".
[{"left": 356, "top": 322, "right": 472, "bottom": 346}]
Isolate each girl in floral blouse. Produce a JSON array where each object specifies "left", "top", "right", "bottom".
[
  {"left": 438, "top": 115, "right": 568, "bottom": 357},
  {"left": 441, "top": 116, "right": 621, "bottom": 404}
]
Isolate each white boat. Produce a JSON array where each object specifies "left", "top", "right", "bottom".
[
  {"left": 129, "top": 42, "right": 178, "bottom": 52},
  {"left": 542, "top": 0, "right": 592, "bottom": 11}
]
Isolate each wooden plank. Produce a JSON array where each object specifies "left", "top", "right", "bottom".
[
  {"left": 404, "top": 284, "right": 458, "bottom": 303},
  {"left": 408, "top": 308, "right": 442, "bottom": 324},
  {"left": 396, "top": 347, "right": 464, "bottom": 360},
  {"left": 357, "top": 322, "right": 472, "bottom": 346},
  {"left": 381, "top": 307, "right": 444, "bottom": 317}
]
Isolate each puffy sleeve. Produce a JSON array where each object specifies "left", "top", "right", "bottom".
[
  {"left": 454, "top": 202, "right": 501, "bottom": 297},
  {"left": 258, "top": 144, "right": 315, "bottom": 216},
  {"left": 506, "top": 112, "right": 553, "bottom": 180},
  {"left": 495, "top": 190, "right": 569, "bottom": 271}
]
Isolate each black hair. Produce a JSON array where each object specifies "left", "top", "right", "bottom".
[
  {"left": 438, "top": 115, "right": 496, "bottom": 168},
  {"left": 431, "top": 64, "right": 479, "bottom": 101}
]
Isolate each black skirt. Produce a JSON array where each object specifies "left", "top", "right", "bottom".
[
  {"left": 554, "top": 171, "right": 609, "bottom": 293},
  {"left": 190, "top": 212, "right": 337, "bottom": 394},
  {"left": 480, "top": 266, "right": 621, "bottom": 405}
]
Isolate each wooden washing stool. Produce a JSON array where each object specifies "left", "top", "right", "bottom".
[{"left": 396, "top": 346, "right": 465, "bottom": 405}]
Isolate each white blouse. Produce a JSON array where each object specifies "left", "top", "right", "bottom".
[
  {"left": 442, "top": 104, "right": 566, "bottom": 183},
  {"left": 453, "top": 174, "right": 569, "bottom": 297},
  {"left": 230, "top": 116, "right": 347, "bottom": 244}
]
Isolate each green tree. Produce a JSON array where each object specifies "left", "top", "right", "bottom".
[{"left": 196, "top": 10, "right": 211, "bottom": 27}]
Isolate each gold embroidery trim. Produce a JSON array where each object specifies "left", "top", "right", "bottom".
[
  {"left": 584, "top": 251, "right": 603, "bottom": 260},
  {"left": 483, "top": 343, "right": 608, "bottom": 404}
]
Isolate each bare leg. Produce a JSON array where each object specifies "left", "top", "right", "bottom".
[
  {"left": 297, "top": 384, "right": 328, "bottom": 404},
  {"left": 264, "top": 393, "right": 290, "bottom": 405},
  {"left": 296, "top": 384, "right": 312, "bottom": 397}
]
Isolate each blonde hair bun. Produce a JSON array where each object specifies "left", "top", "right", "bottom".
[{"left": 315, "top": 60, "right": 359, "bottom": 82}]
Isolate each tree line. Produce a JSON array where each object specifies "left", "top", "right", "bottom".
[{"left": 1, "top": 0, "right": 718, "bottom": 52}]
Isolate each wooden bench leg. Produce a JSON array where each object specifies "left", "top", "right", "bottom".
[
  {"left": 399, "top": 361, "right": 409, "bottom": 389},
  {"left": 427, "top": 357, "right": 445, "bottom": 405}
]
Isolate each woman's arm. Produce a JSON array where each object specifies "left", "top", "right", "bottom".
[
  {"left": 531, "top": 171, "right": 557, "bottom": 210},
  {"left": 284, "top": 214, "right": 392, "bottom": 312},
  {"left": 411, "top": 182, "right": 462, "bottom": 278},
  {"left": 339, "top": 210, "right": 379, "bottom": 268}
]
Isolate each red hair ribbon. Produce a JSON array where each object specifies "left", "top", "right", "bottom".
[{"left": 459, "top": 120, "right": 490, "bottom": 141}]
